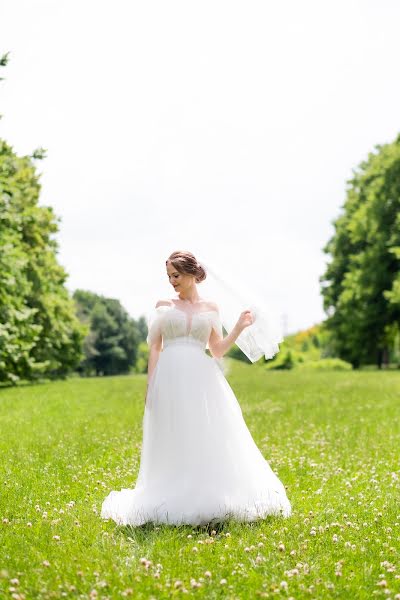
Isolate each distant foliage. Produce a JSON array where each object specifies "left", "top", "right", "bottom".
[
  {"left": 265, "top": 323, "right": 350, "bottom": 370},
  {"left": 297, "top": 358, "right": 352, "bottom": 371},
  {"left": 0, "top": 140, "right": 85, "bottom": 384},
  {"left": 73, "top": 290, "right": 142, "bottom": 376},
  {"left": 135, "top": 341, "right": 149, "bottom": 374},
  {"left": 321, "top": 134, "right": 400, "bottom": 368}
]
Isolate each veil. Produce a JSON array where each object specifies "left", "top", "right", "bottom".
[{"left": 197, "top": 256, "right": 283, "bottom": 363}]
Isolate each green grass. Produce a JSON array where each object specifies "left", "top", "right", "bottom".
[{"left": 1, "top": 360, "right": 399, "bottom": 599}]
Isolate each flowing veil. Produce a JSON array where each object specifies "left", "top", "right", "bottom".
[{"left": 197, "top": 256, "right": 283, "bottom": 363}]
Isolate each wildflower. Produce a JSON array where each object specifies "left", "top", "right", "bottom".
[{"left": 255, "top": 555, "right": 264, "bottom": 564}]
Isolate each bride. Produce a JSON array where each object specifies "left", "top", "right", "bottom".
[{"left": 100, "top": 250, "right": 292, "bottom": 526}]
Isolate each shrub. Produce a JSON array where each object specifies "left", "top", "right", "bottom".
[{"left": 297, "top": 358, "right": 353, "bottom": 371}]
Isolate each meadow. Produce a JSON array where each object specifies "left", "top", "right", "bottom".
[{"left": 0, "top": 360, "right": 399, "bottom": 599}]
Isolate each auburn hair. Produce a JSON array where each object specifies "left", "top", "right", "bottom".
[{"left": 166, "top": 251, "right": 206, "bottom": 283}]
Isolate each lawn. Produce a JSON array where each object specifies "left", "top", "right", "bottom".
[{"left": 0, "top": 360, "right": 399, "bottom": 599}]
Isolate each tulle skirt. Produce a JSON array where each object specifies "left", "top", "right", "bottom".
[{"left": 100, "top": 337, "right": 292, "bottom": 526}]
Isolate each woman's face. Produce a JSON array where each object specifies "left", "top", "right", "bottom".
[{"left": 166, "top": 261, "right": 193, "bottom": 293}]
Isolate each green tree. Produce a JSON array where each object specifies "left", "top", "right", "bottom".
[
  {"left": 0, "top": 140, "right": 85, "bottom": 382},
  {"left": 0, "top": 53, "right": 84, "bottom": 383},
  {"left": 73, "top": 290, "right": 141, "bottom": 376},
  {"left": 320, "top": 134, "right": 400, "bottom": 368}
]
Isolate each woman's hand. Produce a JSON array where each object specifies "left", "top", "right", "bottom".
[{"left": 236, "top": 310, "right": 254, "bottom": 333}]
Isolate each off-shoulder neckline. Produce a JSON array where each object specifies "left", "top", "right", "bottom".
[{"left": 154, "top": 304, "right": 218, "bottom": 316}]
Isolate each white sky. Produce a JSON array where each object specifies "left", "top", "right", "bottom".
[{"left": 1, "top": 0, "right": 400, "bottom": 333}]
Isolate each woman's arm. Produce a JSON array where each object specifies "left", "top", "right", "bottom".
[
  {"left": 208, "top": 309, "right": 253, "bottom": 359},
  {"left": 148, "top": 342, "right": 161, "bottom": 380},
  {"left": 145, "top": 301, "right": 165, "bottom": 404},
  {"left": 145, "top": 337, "right": 162, "bottom": 404}
]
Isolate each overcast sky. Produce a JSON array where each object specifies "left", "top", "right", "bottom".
[{"left": 1, "top": 0, "right": 400, "bottom": 333}]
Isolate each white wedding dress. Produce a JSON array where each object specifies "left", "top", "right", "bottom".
[{"left": 100, "top": 303, "right": 292, "bottom": 526}]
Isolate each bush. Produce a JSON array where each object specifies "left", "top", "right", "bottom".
[
  {"left": 269, "top": 350, "right": 295, "bottom": 370},
  {"left": 296, "top": 358, "right": 353, "bottom": 371}
]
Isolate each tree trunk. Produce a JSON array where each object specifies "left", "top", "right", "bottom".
[
  {"left": 382, "top": 346, "right": 390, "bottom": 369},
  {"left": 377, "top": 349, "right": 383, "bottom": 369}
]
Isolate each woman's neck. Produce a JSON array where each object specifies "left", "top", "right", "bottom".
[{"left": 178, "top": 288, "right": 201, "bottom": 304}]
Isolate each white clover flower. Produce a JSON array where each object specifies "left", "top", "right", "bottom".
[{"left": 280, "top": 581, "right": 288, "bottom": 590}]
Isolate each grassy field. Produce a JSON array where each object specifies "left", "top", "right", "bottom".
[{"left": 0, "top": 360, "right": 399, "bottom": 599}]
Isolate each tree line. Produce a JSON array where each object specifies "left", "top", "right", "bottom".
[{"left": 0, "top": 133, "right": 149, "bottom": 384}]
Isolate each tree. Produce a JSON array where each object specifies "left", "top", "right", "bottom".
[
  {"left": 0, "top": 139, "right": 86, "bottom": 382},
  {"left": 73, "top": 290, "right": 141, "bottom": 376},
  {"left": 0, "top": 53, "right": 84, "bottom": 383},
  {"left": 320, "top": 134, "right": 400, "bottom": 368}
]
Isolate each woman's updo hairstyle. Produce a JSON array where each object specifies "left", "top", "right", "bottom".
[{"left": 167, "top": 251, "right": 207, "bottom": 283}]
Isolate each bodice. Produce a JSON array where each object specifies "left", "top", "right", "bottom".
[{"left": 146, "top": 305, "right": 223, "bottom": 350}]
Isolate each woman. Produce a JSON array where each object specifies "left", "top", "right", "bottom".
[{"left": 101, "top": 250, "right": 291, "bottom": 526}]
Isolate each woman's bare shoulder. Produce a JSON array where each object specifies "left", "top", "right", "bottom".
[
  {"left": 204, "top": 300, "right": 219, "bottom": 313},
  {"left": 155, "top": 299, "right": 173, "bottom": 308}
]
